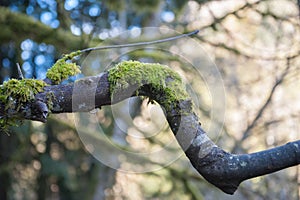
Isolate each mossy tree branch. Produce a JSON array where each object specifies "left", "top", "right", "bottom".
[
  {"left": 0, "top": 61, "right": 299, "bottom": 195},
  {"left": 0, "top": 6, "right": 92, "bottom": 51}
]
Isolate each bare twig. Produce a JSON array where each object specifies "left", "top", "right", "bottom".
[
  {"left": 80, "top": 30, "right": 199, "bottom": 53},
  {"left": 16, "top": 63, "right": 24, "bottom": 80}
]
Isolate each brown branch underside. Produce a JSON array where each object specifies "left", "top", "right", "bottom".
[{"left": 1, "top": 72, "right": 300, "bottom": 195}]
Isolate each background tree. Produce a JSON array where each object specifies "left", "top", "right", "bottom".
[{"left": 0, "top": 0, "right": 300, "bottom": 199}]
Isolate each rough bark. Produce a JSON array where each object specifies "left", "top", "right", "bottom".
[{"left": 1, "top": 68, "right": 300, "bottom": 195}]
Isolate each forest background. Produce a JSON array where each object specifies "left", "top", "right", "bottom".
[{"left": 0, "top": 0, "right": 300, "bottom": 199}]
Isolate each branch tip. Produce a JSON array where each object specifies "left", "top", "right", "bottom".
[{"left": 16, "top": 63, "right": 24, "bottom": 80}]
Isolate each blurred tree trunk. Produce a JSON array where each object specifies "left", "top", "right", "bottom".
[
  {"left": 0, "top": 134, "right": 10, "bottom": 200},
  {"left": 0, "top": 6, "right": 100, "bottom": 52}
]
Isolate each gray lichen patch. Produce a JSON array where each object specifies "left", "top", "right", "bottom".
[{"left": 192, "top": 133, "right": 217, "bottom": 158}]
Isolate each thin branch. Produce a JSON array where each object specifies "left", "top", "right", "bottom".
[
  {"left": 80, "top": 30, "right": 199, "bottom": 53},
  {"left": 196, "top": 0, "right": 300, "bottom": 61},
  {"left": 16, "top": 63, "right": 24, "bottom": 80}
]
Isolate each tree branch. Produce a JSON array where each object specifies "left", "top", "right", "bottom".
[
  {"left": 1, "top": 61, "right": 299, "bottom": 195},
  {"left": 0, "top": 6, "right": 92, "bottom": 51}
]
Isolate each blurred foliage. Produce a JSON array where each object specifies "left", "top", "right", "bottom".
[{"left": 1, "top": 0, "right": 300, "bottom": 199}]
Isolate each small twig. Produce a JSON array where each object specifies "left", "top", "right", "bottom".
[
  {"left": 81, "top": 30, "right": 199, "bottom": 53},
  {"left": 16, "top": 63, "right": 24, "bottom": 80}
]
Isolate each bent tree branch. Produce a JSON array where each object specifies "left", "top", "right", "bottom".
[{"left": 1, "top": 61, "right": 300, "bottom": 195}]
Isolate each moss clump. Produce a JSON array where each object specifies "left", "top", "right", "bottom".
[
  {"left": 0, "top": 79, "right": 47, "bottom": 106},
  {"left": 0, "top": 78, "right": 47, "bottom": 129},
  {"left": 46, "top": 51, "right": 82, "bottom": 84},
  {"left": 108, "top": 60, "right": 189, "bottom": 109}
]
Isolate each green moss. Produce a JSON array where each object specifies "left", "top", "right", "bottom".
[
  {"left": 46, "top": 51, "right": 82, "bottom": 84},
  {"left": 0, "top": 79, "right": 47, "bottom": 105},
  {"left": 0, "top": 78, "right": 47, "bottom": 130},
  {"left": 108, "top": 60, "right": 189, "bottom": 110}
]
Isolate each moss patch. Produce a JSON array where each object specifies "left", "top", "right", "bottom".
[
  {"left": 46, "top": 51, "right": 82, "bottom": 84},
  {"left": 0, "top": 78, "right": 48, "bottom": 129},
  {"left": 108, "top": 60, "right": 189, "bottom": 109},
  {"left": 0, "top": 79, "right": 47, "bottom": 106}
]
